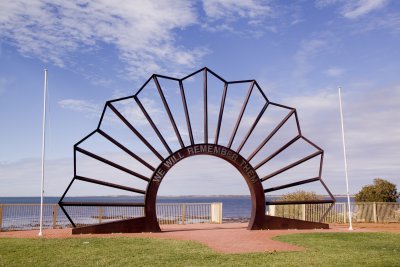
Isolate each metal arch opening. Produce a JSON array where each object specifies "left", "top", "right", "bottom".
[{"left": 144, "top": 144, "right": 266, "bottom": 232}]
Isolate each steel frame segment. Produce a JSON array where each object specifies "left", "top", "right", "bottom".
[
  {"left": 97, "top": 129, "right": 155, "bottom": 172},
  {"left": 228, "top": 80, "right": 255, "bottom": 84},
  {"left": 318, "top": 151, "right": 324, "bottom": 178},
  {"left": 97, "top": 104, "right": 108, "bottom": 129},
  {"left": 318, "top": 179, "right": 337, "bottom": 222},
  {"left": 59, "top": 204, "right": 76, "bottom": 227},
  {"left": 294, "top": 110, "right": 302, "bottom": 135},
  {"left": 59, "top": 178, "right": 75, "bottom": 205},
  {"left": 214, "top": 83, "right": 228, "bottom": 144},
  {"left": 254, "top": 135, "right": 301, "bottom": 170},
  {"left": 318, "top": 202, "right": 335, "bottom": 223},
  {"left": 237, "top": 102, "right": 269, "bottom": 153},
  {"left": 260, "top": 150, "right": 322, "bottom": 182},
  {"left": 204, "top": 69, "right": 208, "bottom": 143},
  {"left": 108, "top": 103, "right": 164, "bottom": 161},
  {"left": 72, "top": 129, "right": 97, "bottom": 178},
  {"left": 75, "top": 146, "right": 151, "bottom": 182},
  {"left": 319, "top": 177, "right": 336, "bottom": 202},
  {"left": 133, "top": 95, "right": 173, "bottom": 155},
  {"left": 301, "top": 135, "right": 325, "bottom": 180},
  {"left": 134, "top": 75, "right": 154, "bottom": 96},
  {"left": 179, "top": 80, "right": 194, "bottom": 145},
  {"left": 227, "top": 81, "right": 255, "bottom": 149},
  {"left": 58, "top": 178, "right": 77, "bottom": 227},
  {"left": 73, "top": 149, "right": 76, "bottom": 176},
  {"left": 206, "top": 68, "right": 227, "bottom": 83},
  {"left": 264, "top": 177, "right": 320, "bottom": 193},
  {"left": 253, "top": 81, "right": 269, "bottom": 102},
  {"left": 61, "top": 202, "right": 145, "bottom": 207},
  {"left": 181, "top": 67, "right": 205, "bottom": 80},
  {"left": 75, "top": 129, "right": 97, "bottom": 147},
  {"left": 153, "top": 76, "right": 185, "bottom": 148},
  {"left": 266, "top": 200, "right": 334, "bottom": 205},
  {"left": 74, "top": 175, "right": 146, "bottom": 194},
  {"left": 269, "top": 101, "right": 294, "bottom": 110},
  {"left": 108, "top": 95, "right": 135, "bottom": 104},
  {"left": 301, "top": 135, "right": 323, "bottom": 151},
  {"left": 247, "top": 109, "right": 295, "bottom": 162},
  {"left": 153, "top": 74, "right": 180, "bottom": 81}
]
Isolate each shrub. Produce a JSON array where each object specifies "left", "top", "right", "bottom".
[
  {"left": 279, "top": 190, "right": 321, "bottom": 201},
  {"left": 355, "top": 178, "right": 399, "bottom": 202}
]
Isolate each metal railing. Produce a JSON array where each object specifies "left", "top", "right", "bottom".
[
  {"left": 1, "top": 202, "right": 398, "bottom": 231},
  {"left": 268, "top": 202, "right": 400, "bottom": 223},
  {"left": 0, "top": 203, "right": 222, "bottom": 231}
]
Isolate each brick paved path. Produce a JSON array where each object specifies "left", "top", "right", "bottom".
[{"left": 1, "top": 223, "right": 396, "bottom": 253}]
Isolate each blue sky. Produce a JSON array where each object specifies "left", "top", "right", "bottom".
[{"left": 0, "top": 0, "right": 399, "bottom": 197}]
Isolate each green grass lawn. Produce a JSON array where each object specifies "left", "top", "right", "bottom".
[{"left": 0, "top": 232, "right": 399, "bottom": 267}]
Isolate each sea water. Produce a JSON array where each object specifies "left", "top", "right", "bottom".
[{"left": 0, "top": 195, "right": 362, "bottom": 221}]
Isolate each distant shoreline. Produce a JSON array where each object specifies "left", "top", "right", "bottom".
[{"left": 0, "top": 194, "right": 357, "bottom": 198}]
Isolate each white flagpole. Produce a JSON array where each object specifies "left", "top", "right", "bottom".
[
  {"left": 338, "top": 87, "right": 353, "bottom": 231},
  {"left": 39, "top": 69, "right": 48, "bottom": 236}
]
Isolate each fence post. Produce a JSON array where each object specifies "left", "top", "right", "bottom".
[
  {"left": 211, "top": 203, "right": 222, "bottom": 224},
  {"left": 181, "top": 204, "right": 185, "bottom": 225},
  {"left": 52, "top": 205, "right": 57, "bottom": 229},
  {"left": 220, "top": 203, "right": 223, "bottom": 223},
  {"left": 373, "top": 202, "right": 377, "bottom": 223},
  {"left": 0, "top": 204, "right": 3, "bottom": 232},
  {"left": 99, "top": 207, "right": 103, "bottom": 224},
  {"left": 269, "top": 205, "right": 275, "bottom": 216},
  {"left": 302, "top": 204, "right": 306, "bottom": 220}
]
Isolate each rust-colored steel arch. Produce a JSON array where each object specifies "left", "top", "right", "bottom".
[
  {"left": 59, "top": 67, "right": 335, "bottom": 234},
  {"left": 145, "top": 144, "right": 266, "bottom": 232}
]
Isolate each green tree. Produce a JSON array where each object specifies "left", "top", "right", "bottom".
[
  {"left": 279, "top": 190, "right": 321, "bottom": 201},
  {"left": 355, "top": 178, "right": 399, "bottom": 202}
]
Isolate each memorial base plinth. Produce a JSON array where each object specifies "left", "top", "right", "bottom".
[
  {"left": 72, "top": 217, "right": 161, "bottom": 234},
  {"left": 263, "top": 215, "right": 329, "bottom": 230}
]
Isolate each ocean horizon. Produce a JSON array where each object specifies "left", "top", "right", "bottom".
[
  {"left": 0, "top": 195, "right": 373, "bottom": 221},
  {"left": 0, "top": 195, "right": 362, "bottom": 204}
]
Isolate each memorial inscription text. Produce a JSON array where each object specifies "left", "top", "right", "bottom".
[{"left": 152, "top": 144, "right": 259, "bottom": 184}]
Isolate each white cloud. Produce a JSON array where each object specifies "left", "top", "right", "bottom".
[
  {"left": 324, "top": 67, "right": 345, "bottom": 77},
  {"left": 0, "top": 157, "right": 72, "bottom": 197},
  {"left": 295, "top": 38, "right": 328, "bottom": 62},
  {"left": 315, "top": 0, "right": 389, "bottom": 20},
  {"left": 356, "top": 12, "right": 400, "bottom": 33},
  {"left": 58, "top": 95, "right": 163, "bottom": 125},
  {"left": 0, "top": 0, "right": 207, "bottom": 80},
  {"left": 58, "top": 99, "right": 100, "bottom": 115},
  {"left": 293, "top": 35, "right": 332, "bottom": 80},
  {"left": 203, "top": 0, "right": 271, "bottom": 22},
  {"left": 315, "top": 0, "right": 339, "bottom": 8},
  {"left": 342, "top": 0, "right": 388, "bottom": 19},
  {"left": 282, "top": 85, "right": 400, "bottom": 194},
  {"left": 285, "top": 90, "right": 338, "bottom": 112},
  {"left": 201, "top": 0, "right": 274, "bottom": 35}
]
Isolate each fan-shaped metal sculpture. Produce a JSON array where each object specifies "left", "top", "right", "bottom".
[{"left": 59, "top": 67, "right": 335, "bottom": 234}]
